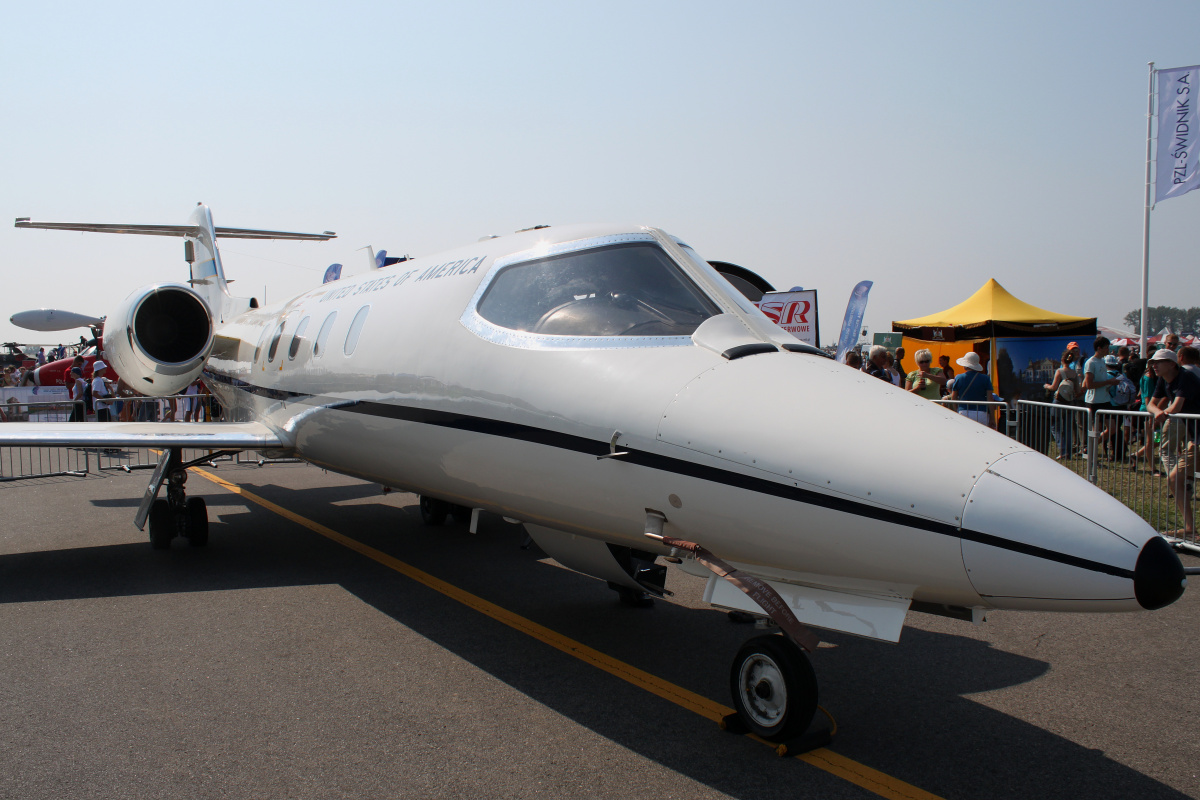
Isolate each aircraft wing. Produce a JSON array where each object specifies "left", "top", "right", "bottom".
[{"left": 0, "top": 422, "right": 288, "bottom": 451}]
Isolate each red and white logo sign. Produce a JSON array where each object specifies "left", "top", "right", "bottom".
[{"left": 754, "top": 290, "right": 819, "bottom": 347}]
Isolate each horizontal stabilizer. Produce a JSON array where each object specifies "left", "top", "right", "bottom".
[
  {"left": 14, "top": 219, "right": 335, "bottom": 241},
  {"left": 0, "top": 421, "right": 289, "bottom": 450}
]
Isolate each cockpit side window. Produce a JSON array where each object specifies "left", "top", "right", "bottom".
[{"left": 475, "top": 243, "right": 719, "bottom": 337}]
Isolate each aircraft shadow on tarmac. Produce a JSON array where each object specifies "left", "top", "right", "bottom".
[{"left": 0, "top": 477, "right": 1188, "bottom": 800}]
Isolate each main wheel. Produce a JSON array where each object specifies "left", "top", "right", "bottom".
[
  {"left": 419, "top": 495, "right": 448, "bottom": 526},
  {"left": 729, "top": 635, "right": 818, "bottom": 742},
  {"left": 148, "top": 498, "right": 173, "bottom": 550},
  {"left": 611, "top": 583, "right": 654, "bottom": 608},
  {"left": 185, "top": 496, "right": 209, "bottom": 547}
]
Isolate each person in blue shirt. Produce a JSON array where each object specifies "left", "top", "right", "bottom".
[{"left": 949, "top": 352, "right": 993, "bottom": 426}]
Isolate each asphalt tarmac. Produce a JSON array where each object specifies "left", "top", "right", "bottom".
[{"left": 1, "top": 458, "right": 1197, "bottom": 799}]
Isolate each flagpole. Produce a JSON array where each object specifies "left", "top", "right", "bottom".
[{"left": 1140, "top": 62, "right": 1154, "bottom": 356}]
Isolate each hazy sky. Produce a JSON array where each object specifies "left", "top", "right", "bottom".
[{"left": 2, "top": 1, "right": 1197, "bottom": 349}]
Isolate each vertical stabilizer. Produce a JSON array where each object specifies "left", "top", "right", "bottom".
[{"left": 185, "top": 204, "right": 234, "bottom": 320}]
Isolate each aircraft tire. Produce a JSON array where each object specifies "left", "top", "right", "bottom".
[
  {"left": 729, "top": 634, "right": 817, "bottom": 743},
  {"left": 148, "top": 499, "right": 173, "bottom": 550},
  {"left": 185, "top": 497, "right": 209, "bottom": 547},
  {"left": 419, "top": 496, "right": 448, "bottom": 526}
]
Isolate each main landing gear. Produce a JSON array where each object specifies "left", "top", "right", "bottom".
[
  {"left": 136, "top": 447, "right": 231, "bottom": 550},
  {"left": 418, "top": 496, "right": 474, "bottom": 527}
]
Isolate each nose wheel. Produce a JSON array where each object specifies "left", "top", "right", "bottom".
[{"left": 729, "top": 634, "right": 818, "bottom": 742}]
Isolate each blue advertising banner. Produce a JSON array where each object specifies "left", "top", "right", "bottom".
[{"left": 835, "top": 281, "right": 873, "bottom": 364}]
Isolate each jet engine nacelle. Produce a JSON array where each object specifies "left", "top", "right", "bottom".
[{"left": 102, "top": 283, "right": 214, "bottom": 396}]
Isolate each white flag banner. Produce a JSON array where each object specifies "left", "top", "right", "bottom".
[{"left": 1156, "top": 64, "right": 1200, "bottom": 204}]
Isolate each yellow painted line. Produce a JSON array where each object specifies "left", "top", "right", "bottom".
[
  {"left": 191, "top": 467, "right": 944, "bottom": 800},
  {"left": 796, "top": 749, "right": 944, "bottom": 800}
]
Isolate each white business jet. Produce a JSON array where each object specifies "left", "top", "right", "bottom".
[{"left": 3, "top": 205, "right": 1188, "bottom": 743}]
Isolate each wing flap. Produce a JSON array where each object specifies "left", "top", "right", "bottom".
[{"left": 0, "top": 422, "right": 288, "bottom": 450}]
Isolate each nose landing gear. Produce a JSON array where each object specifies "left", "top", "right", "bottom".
[
  {"left": 642, "top": 527, "right": 824, "bottom": 745},
  {"left": 729, "top": 634, "right": 818, "bottom": 742}
]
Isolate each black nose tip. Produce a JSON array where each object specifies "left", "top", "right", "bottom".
[{"left": 1135, "top": 536, "right": 1186, "bottom": 610}]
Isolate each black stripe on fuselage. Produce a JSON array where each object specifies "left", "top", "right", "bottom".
[
  {"left": 341, "top": 400, "right": 1135, "bottom": 581},
  {"left": 202, "top": 371, "right": 1136, "bottom": 582}
]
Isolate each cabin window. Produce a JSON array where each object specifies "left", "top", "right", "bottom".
[
  {"left": 288, "top": 316, "right": 310, "bottom": 361},
  {"left": 344, "top": 306, "right": 370, "bottom": 356},
  {"left": 267, "top": 321, "right": 286, "bottom": 362},
  {"left": 313, "top": 311, "right": 337, "bottom": 358},
  {"left": 253, "top": 324, "right": 272, "bottom": 363},
  {"left": 475, "top": 242, "right": 718, "bottom": 337}
]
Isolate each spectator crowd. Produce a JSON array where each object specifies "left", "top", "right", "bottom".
[{"left": 844, "top": 333, "right": 1196, "bottom": 538}]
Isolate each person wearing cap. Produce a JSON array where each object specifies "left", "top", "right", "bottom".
[
  {"left": 949, "top": 352, "right": 992, "bottom": 426},
  {"left": 1147, "top": 347, "right": 1199, "bottom": 537},
  {"left": 68, "top": 366, "right": 87, "bottom": 422},
  {"left": 91, "top": 360, "right": 115, "bottom": 423}
]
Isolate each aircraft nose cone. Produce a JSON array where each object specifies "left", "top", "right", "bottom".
[{"left": 1134, "top": 535, "right": 1186, "bottom": 610}]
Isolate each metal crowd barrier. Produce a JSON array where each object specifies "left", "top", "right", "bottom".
[
  {"left": 1, "top": 445, "right": 89, "bottom": 482},
  {"left": 1009, "top": 399, "right": 1091, "bottom": 480},
  {"left": 0, "top": 400, "right": 90, "bottom": 481},
  {"left": 235, "top": 449, "right": 304, "bottom": 466},
  {"left": 1011, "top": 400, "right": 1197, "bottom": 550},
  {"left": 931, "top": 399, "right": 1014, "bottom": 435},
  {"left": 1094, "top": 410, "right": 1198, "bottom": 551},
  {"left": 0, "top": 398, "right": 82, "bottom": 423}
]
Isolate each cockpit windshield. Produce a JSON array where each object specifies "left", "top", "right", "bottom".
[{"left": 476, "top": 242, "right": 719, "bottom": 337}]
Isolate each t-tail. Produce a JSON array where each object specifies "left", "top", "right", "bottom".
[{"left": 15, "top": 203, "right": 336, "bottom": 322}]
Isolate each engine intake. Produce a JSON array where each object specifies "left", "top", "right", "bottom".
[{"left": 104, "top": 284, "right": 214, "bottom": 396}]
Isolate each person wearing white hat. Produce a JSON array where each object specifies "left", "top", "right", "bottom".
[
  {"left": 91, "top": 360, "right": 114, "bottom": 423},
  {"left": 1147, "top": 347, "right": 1199, "bottom": 537},
  {"left": 948, "top": 351, "right": 992, "bottom": 426}
]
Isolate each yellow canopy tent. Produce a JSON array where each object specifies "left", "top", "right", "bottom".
[{"left": 893, "top": 279, "right": 1096, "bottom": 397}]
